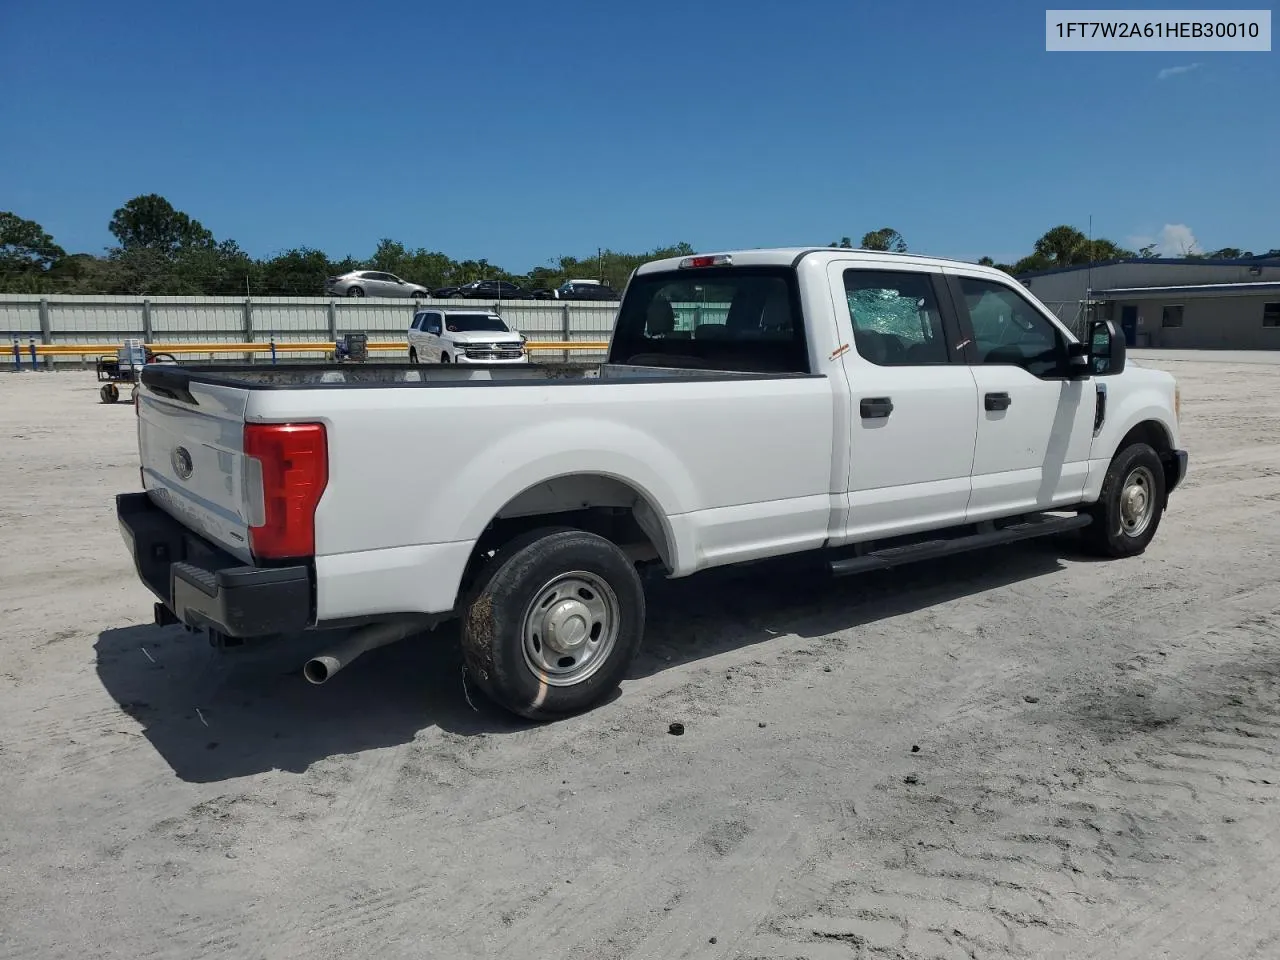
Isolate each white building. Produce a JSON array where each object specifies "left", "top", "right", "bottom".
[{"left": 1017, "top": 256, "right": 1280, "bottom": 348}]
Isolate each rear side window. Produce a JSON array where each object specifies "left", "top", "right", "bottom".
[
  {"left": 610, "top": 267, "right": 808, "bottom": 373},
  {"left": 843, "top": 269, "right": 949, "bottom": 366}
]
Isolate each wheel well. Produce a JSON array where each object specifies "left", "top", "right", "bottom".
[
  {"left": 1118, "top": 419, "right": 1178, "bottom": 490},
  {"left": 458, "top": 474, "right": 673, "bottom": 595}
]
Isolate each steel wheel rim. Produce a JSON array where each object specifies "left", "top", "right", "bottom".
[
  {"left": 521, "top": 570, "right": 620, "bottom": 687},
  {"left": 1119, "top": 464, "right": 1156, "bottom": 537}
]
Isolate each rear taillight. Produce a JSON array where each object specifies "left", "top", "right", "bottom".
[{"left": 243, "top": 422, "right": 328, "bottom": 559}]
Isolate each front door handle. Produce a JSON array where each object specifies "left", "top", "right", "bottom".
[
  {"left": 860, "top": 397, "right": 894, "bottom": 419},
  {"left": 985, "top": 391, "right": 1012, "bottom": 411}
]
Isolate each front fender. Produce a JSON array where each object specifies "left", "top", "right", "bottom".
[{"left": 1093, "top": 371, "right": 1180, "bottom": 460}]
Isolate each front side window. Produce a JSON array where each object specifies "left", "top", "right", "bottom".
[
  {"left": 843, "top": 269, "right": 949, "bottom": 366},
  {"left": 958, "top": 277, "right": 1065, "bottom": 378}
]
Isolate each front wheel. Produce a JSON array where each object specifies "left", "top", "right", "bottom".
[
  {"left": 460, "top": 528, "right": 646, "bottom": 720},
  {"left": 346, "top": 287, "right": 365, "bottom": 298},
  {"left": 440, "top": 353, "right": 450, "bottom": 364},
  {"left": 409, "top": 347, "right": 418, "bottom": 363},
  {"left": 1080, "top": 442, "right": 1166, "bottom": 557}
]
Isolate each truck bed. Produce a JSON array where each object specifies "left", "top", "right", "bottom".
[{"left": 141, "top": 361, "right": 806, "bottom": 395}]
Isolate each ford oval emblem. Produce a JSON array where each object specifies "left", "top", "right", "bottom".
[{"left": 171, "top": 446, "right": 194, "bottom": 480}]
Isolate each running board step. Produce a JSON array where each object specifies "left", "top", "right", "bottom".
[{"left": 828, "top": 513, "right": 1092, "bottom": 577}]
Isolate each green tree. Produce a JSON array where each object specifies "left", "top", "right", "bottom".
[
  {"left": 1081, "top": 238, "right": 1136, "bottom": 262},
  {"left": 109, "top": 194, "right": 214, "bottom": 255},
  {"left": 175, "top": 239, "right": 255, "bottom": 295},
  {"left": 1205, "top": 247, "right": 1253, "bottom": 259},
  {"left": 1032, "top": 225, "right": 1088, "bottom": 267},
  {"left": 1012, "top": 252, "right": 1052, "bottom": 274},
  {"left": 860, "top": 228, "right": 907, "bottom": 252},
  {"left": 257, "top": 247, "right": 336, "bottom": 296},
  {"left": 0, "top": 212, "right": 66, "bottom": 275},
  {"left": 42, "top": 253, "right": 123, "bottom": 293},
  {"left": 829, "top": 236, "right": 853, "bottom": 249}
]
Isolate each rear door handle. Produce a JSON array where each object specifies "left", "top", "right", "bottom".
[
  {"left": 860, "top": 397, "right": 894, "bottom": 419},
  {"left": 984, "top": 391, "right": 1012, "bottom": 411}
]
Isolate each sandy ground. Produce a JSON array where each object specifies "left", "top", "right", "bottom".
[{"left": 1, "top": 355, "right": 1278, "bottom": 960}]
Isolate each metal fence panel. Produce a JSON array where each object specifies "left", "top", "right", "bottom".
[
  {"left": 150, "top": 299, "right": 245, "bottom": 336},
  {"left": 0, "top": 299, "right": 41, "bottom": 335},
  {"left": 48, "top": 298, "right": 144, "bottom": 339},
  {"left": 0, "top": 293, "right": 626, "bottom": 368}
]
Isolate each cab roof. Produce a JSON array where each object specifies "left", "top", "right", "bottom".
[{"left": 634, "top": 247, "right": 1013, "bottom": 282}]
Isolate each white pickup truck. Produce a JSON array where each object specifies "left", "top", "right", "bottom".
[{"left": 118, "top": 247, "right": 1187, "bottom": 719}]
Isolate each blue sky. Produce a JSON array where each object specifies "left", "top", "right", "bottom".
[{"left": 2, "top": 0, "right": 1276, "bottom": 269}]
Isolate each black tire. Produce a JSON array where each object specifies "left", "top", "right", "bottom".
[
  {"left": 1080, "top": 442, "right": 1166, "bottom": 558},
  {"left": 441, "top": 353, "right": 450, "bottom": 364},
  {"left": 346, "top": 287, "right": 365, "bottom": 298},
  {"left": 460, "top": 527, "right": 646, "bottom": 720},
  {"left": 100, "top": 383, "right": 119, "bottom": 404},
  {"left": 409, "top": 347, "right": 418, "bottom": 363}
]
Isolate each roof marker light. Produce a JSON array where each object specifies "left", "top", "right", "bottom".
[{"left": 678, "top": 255, "right": 733, "bottom": 269}]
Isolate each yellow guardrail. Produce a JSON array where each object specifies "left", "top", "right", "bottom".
[{"left": 16, "top": 340, "right": 611, "bottom": 357}]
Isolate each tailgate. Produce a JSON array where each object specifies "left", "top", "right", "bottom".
[{"left": 137, "top": 375, "right": 256, "bottom": 563}]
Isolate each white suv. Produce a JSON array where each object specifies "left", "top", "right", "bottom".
[{"left": 408, "top": 309, "right": 529, "bottom": 364}]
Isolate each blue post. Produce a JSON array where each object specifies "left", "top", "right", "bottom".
[
  {"left": 11, "top": 339, "right": 20, "bottom": 370},
  {"left": 28, "top": 338, "right": 38, "bottom": 368}
]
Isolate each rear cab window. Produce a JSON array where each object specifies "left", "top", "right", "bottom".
[{"left": 609, "top": 266, "right": 809, "bottom": 373}]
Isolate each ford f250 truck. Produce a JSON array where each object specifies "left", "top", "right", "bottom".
[{"left": 118, "top": 248, "right": 1188, "bottom": 719}]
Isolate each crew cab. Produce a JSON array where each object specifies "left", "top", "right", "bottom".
[
  {"left": 408, "top": 308, "right": 528, "bottom": 364},
  {"left": 117, "top": 248, "right": 1187, "bottom": 720}
]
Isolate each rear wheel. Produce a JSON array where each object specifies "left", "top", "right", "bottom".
[
  {"left": 1081, "top": 442, "right": 1166, "bottom": 557},
  {"left": 409, "top": 347, "right": 418, "bottom": 363},
  {"left": 100, "top": 383, "right": 119, "bottom": 403},
  {"left": 346, "top": 287, "right": 365, "bottom": 298},
  {"left": 460, "top": 528, "right": 646, "bottom": 720}
]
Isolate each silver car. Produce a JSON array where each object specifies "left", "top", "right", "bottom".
[{"left": 324, "top": 270, "right": 430, "bottom": 299}]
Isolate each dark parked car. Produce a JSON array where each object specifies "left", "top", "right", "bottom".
[{"left": 455, "top": 279, "right": 533, "bottom": 300}]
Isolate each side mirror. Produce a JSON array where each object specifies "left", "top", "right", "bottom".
[{"left": 1087, "top": 318, "right": 1125, "bottom": 376}]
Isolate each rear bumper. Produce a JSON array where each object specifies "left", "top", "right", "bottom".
[{"left": 117, "top": 492, "right": 313, "bottom": 638}]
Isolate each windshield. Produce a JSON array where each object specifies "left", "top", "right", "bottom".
[
  {"left": 445, "top": 314, "right": 509, "bottom": 333},
  {"left": 610, "top": 266, "right": 809, "bottom": 373}
]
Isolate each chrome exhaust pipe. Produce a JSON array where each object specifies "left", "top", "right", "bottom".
[{"left": 303, "top": 621, "right": 417, "bottom": 685}]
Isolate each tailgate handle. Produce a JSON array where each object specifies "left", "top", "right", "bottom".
[{"left": 860, "top": 397, "right": 894, "bottom": 419}]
